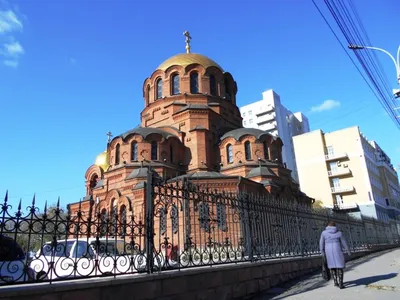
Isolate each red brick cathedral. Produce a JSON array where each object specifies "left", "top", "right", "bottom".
[{"left": 69, "top": 32, "right": 312, "bottom": 222}]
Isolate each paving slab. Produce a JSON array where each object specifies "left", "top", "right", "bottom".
[{"left": 250, "top": 248, "right": 400, "bottom": 300}]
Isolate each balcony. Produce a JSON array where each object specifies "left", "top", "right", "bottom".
[
  {"left": 328, "top": 168, "right": 352, "bottom": 177},
  {"left": 333, "top": 202, "right": 359, "bottom": 211},
  {"left": 325, "top": 152, "right": 348, "bottom": 161},
  {"left": 257, "top": 114, "right": 276, "bottom": 125},
  {"left": 262, "top": 122, "right": 277, "bottom": 132},
  {"left": 256, "top": 105, "right": 274, "bottom": 116},
  {"left": 331, "top": 186, "right": 355, "bottom": 194}
]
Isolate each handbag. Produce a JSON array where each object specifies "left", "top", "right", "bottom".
[{"left": 321, "top": 255, "right": 331, "bottom": 281}]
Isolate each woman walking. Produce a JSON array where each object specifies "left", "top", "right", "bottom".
[{"left": 319, "top": 221, "right": 351, "bottom": 289}]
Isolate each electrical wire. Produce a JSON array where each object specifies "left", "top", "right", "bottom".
[{"left": 312, "top": 0, "right": 400, "bottom": 130}]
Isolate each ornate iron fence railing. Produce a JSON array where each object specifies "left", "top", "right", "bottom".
[{"left": 1, "top": 169, "right": 399, "bottom": 285}]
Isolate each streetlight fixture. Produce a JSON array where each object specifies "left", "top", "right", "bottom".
[{"left": 348, "top": 44, "right": 400, "bottom": 98}]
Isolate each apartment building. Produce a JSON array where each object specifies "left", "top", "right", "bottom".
[
  {"left": 240, "top": 90, "right": 310, "bottom": 181},
  {"left": 293, "top": 126, "right": 400, "bottom": 221}
]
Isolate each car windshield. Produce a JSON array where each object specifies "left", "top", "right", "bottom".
[
  {"left": 42, "top": 241, "right": 74, "bottom": 257},
  {"left": 90, "top": 240, "right": 125, "bottom": 256},
  {"left": 0, "top": 235, "right": 25, "bottom": 261}
]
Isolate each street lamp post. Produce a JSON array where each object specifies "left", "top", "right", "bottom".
[{"left": 348, "top": 44, "right": 400, "bottom": 98}]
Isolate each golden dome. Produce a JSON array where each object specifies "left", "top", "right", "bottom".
[
  {"left": 157, "top": 53, "right": 224, "bottom": 71},
  {"left": 94, "top": 151, "right": 109, "bottom": 171}
]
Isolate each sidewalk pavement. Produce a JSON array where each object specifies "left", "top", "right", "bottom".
[{"left": 251, "top": 248, "right": 400, "bottom": 300}]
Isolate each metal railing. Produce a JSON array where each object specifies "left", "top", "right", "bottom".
[{"left": 0, "top": 169, "right": 399, "bottom": 285}]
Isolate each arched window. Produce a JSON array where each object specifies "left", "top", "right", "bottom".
[
  {"left": 111, "top": 199, "right": 118, "bottom": 236},
  {"left": 156, "top": 78, "right": 162, "bottom": 99},
  {"left": 209, "top": 75, "right": 217, "bottom": 96},
  {"left": 146, "top": 85, "right": 150, "bottom": 103},
  {"left": 119, "top": 205, "right": 127, "bottom": 237},
  {"left": 245, "top": 141, "right": 252, "bottom": 160},
  {"left": 131, "top": 141, "right": 138, "bottom": 161},
  {"left": 151, "top": 141, "right": 158, "bottom": 160},
  {"left": 264, "top": 142, "right": 269, "bottom": 160},
  {"left": 90, "top": 174, "right": 98, "bottom": 190},
  {"left": 115, "top": 144, "right": 120, "bottom": 165},
  {"left": 171, "top": 74, "right": 180, "bottom": 95},
  {"left": 190, "top": 72, "right": 199, "bottom": 93},
  {"left": 227, "top": 144, "right": 233, "bottom": 163},
  {"left": 224, "top": 78, "right": 231, "bottom": 100},
  {"left": 100, "top": 208, "right": 107, "bottom": 237},
  {"left": 170, "top": 144, "right": 173, "bottom": 163}
]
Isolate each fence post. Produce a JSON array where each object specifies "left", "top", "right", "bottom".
[{"left": 145, "top": 167, "right": 155, "bottom": 274}]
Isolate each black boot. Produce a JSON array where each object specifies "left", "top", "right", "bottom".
[
  {"left": 338, "top": 268, "right": 344, "bottom": 289},
  {"left": 331, "top": 268, "right": 338, "bottom": 287}
]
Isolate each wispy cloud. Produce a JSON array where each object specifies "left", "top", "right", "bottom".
[
  {"left": 310, "top": 100, "right": 341, "bottom": 113},
  {"left": 69, "top": 57, "right": 77, "bottom": 65},
  {"left": 0, "top": 2, "right": 24, "bottom": 68}
]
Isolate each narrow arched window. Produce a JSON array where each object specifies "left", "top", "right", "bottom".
[
  {"left": 227, "top": 144, "right": 233, "bottom": 163},
  {"left": 224, "top": 78, "right": 231, "bottom": 100},
  {"left": 210, "top": 75, "right": 217, "bottom": 96},
  {"left": 190, "top": 72, "right": 199, "bottom": 93},
  {"left": 90, "top": 174, "right": 98, "bottom": 190},
  {"left": 119, "top": 205, "right": 127, "bottom": 237},
  {"left": 131, "top": 141, "right": 138, "bottom": 161},
  {"left": 264, "top": 142, "right": 269, "bottom": 160},
  {"left": 146, "top": 85, "right": 150, "bottom": 103},
  {"left": 171, "top": 74, "right": 180, "bottom": 95},
  {"left": 245, "top": 141, "right": 252, "bottom": 160},
  {"left": 115, "top": 144, "right": 120, "bottom": 165},
  {"left": 151, "top": 141, "right": 158, "bottom": 160},
  {"left": 170, "top": 144, "right": 174, "bottom": 163},
  {"left": 100, "top": 208, "right": 107, "bottom": 237},
  {"left": 156, "top": 78, "right": 162, "bottom": 99}
]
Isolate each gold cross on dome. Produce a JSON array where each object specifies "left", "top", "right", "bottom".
[{"left": 183, "top": 31, "right": 192, "bottom": 53}]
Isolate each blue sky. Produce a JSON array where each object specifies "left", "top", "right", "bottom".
[{"left": 1, "top": 0, "right": 399, "bottom": 210}]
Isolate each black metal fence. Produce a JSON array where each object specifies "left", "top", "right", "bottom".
[{"left": 1, "top": 170, "right": 399, "bottom": 285}]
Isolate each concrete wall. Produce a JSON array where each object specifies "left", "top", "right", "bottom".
[{"left": 0, "top": 246, "right": 397, "bottom": 300}]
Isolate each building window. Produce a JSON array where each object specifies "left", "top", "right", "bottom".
[
  {"left": 170, "top": 145, "right": 174, "bottom": 163},
  {"left": 210, "top": 75, "right": 217, "bottom": 96},
  {"left": 199, "top": 203, "right": 210, "bottom": 231},
  {"left": 217, "top": 203, "right": 227, "bottom": 231},
  {"left": 335, "top": 195, "right": 343, "bottom": 205},
  {"left": 249, "top": 119, "right": 253, "bottom": 124},
  {"left": 332, "top": 178, "right": 340, "bottom": 188},
  {"left": 329, "top": 162, "right": 337, "bottom": 172},
  {"left": 115, "top": 144, "right": 120, "bottom": 165},
  {"left": 100, "top": 208, "right": 107, "bottom": 237},
  {"left": 245, "top": 141, "right": 252, "bottom": 160},
  {"left": 264, "top": 142, "right": 269, "bottom": 160},
  {"left": 190, "top": 72, "right": 199, "bottom": 93},
  {"left": 131, "top": 141, "right": 138, "bottom": 161},
  {"left": 242, "top": 112, "right": 246, "bottom": 117},
  {"left": 248, "top": 110, "right": 252, "bottom": 116},
  {"left": 119, "top": 205, "right": 127, "bottom": 237},
  {"left": 151, "top": 141, "right": 158, "bottom": 160},
  {"left": 243, "top": 121, "right": 247, "bottom": 126},
  {"left": 111, "top": 200, "right": 118, "bottom": 236},
  {"left": 325, "top": 146, "right": 334, "bottom": 156},
  {"left": 385, "top": 198, "right": 390, "bottom": 206},
  {"left": 224, "top": 78, "right": 231, "bottom": 100},
  {"left": 171, "top": 74, "right": 180, "bottom": 95},
  {"left": 156, "top": 78, "right": 162, "bottom": 99},
  {"left": 227, "top": 144, "right": 233, "bottom": 163},
  {"left": 146, "top": 85, "right": 150, "bottom": 103}
]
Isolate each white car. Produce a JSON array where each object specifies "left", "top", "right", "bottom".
[
  {"left": 30, "top": 238, "right": 176, "bottom": 280},
  {"left": 0, "top": 235, "right": 36, "bottom": 284}
]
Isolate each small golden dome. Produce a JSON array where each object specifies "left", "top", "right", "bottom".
[
  {"left": 94, "top": 151, "right": 109, "bottom": 171},
  {"left": 157, "top": 53, "right": 223, "bottom": 72}
]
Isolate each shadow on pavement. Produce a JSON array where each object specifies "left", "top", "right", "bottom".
[
  {"left": 344, "top": 273, "right": 398, "bottom": 288},
  {"left": 250, "top": 249, "right": 398, "bottom": 300}
]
